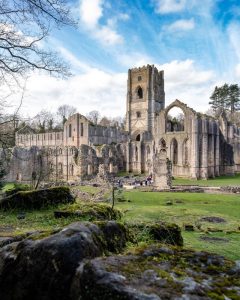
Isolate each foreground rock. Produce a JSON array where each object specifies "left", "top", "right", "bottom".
[
  {"left": 73, "top": 245, "right": 240, "bottom": 300},
  {"left": 54, "top": 202, "right": 122, "bottom": 221},
  {"left": 0, "top": 221, "right": 129, "bottom": 300},
  {"left": 129, "top": 222, "right": 183, "bottom": 246},
  {"left": 0, "top": 187, "right": 74, "bottom": 210}
]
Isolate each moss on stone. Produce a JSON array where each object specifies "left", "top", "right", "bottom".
[
  {"left": 54, "top": 202, "right": 122, "bottom": 221},
  {"left": 0, "top": 186, "right": 74, "bottom": 210}
]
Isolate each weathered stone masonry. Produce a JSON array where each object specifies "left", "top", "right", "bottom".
[{"left": 6, "top": 64, "right": 240, "bottom": 182}]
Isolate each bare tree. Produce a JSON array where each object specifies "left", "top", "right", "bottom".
[
  {"left": 0, "top": 0, "right": 75, "bottom": 86},
  {"left": 87, "top": 110, "right": 100, "bottom": 125},
  {"left": 99, "top": 116, "right": 111, "bottom": 127},
  {"left": 31, "top": 109, "right": 55, "bottom": 132},
  {"left": 0, "top": 1, "right": 75, "bottom": 187},
  {"left": 57, "top": 104, "right": 77, "bottom": 124}
]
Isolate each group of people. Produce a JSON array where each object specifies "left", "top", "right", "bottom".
[
  {"left": 133, "top": 175, "right": 153, "bottom": 187},
  {"left": 116, "top": 174, "right": 153, "bottom": 188}
]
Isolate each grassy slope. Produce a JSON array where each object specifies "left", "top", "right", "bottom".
[
  {"left": 117, "top": 191, "right": 240, "bottom": 260},
  {"left": 173, "top": 173, "right": 240, "bottom": 186}
]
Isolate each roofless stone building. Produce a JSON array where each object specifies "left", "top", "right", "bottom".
[{"left": 6, "top": 65, "right": 240, "bottom": 182}]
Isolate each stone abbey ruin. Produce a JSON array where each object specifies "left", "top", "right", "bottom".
[{"left": 6, "top": 65, "right": 240, "bottom": 182}]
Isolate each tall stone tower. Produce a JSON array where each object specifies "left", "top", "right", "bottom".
[{"left": 125, "top": 65, "right": 165, "bottom": 138}]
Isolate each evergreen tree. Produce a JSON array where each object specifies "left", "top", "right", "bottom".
[
  {"left": 209, "top": 83, "right": 240, "bottom": 116},
  {"left": 227, "top": 84, "right": 240, "bottom": 114}
]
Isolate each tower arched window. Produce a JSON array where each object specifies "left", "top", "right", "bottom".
[{"left": 137, "top": 87, "right": 143, "bottom": 99}]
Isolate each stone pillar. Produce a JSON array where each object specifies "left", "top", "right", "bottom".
[
  {"left": 153, "top": 149, "right": 172, "bottom": 189},
  {"left": 201, "top": 118, "right": 208, "bottom": 179},
  {"left": 210, "top": 133, "right": 215, "bottom": 177},
  {"left": 215, "top": 125, "right": 220, "bottom": 176},
  {"left": 126, "top": 142, "right": 131, "bottom": 172},
  {"left": 191, "top": 118, "right": 199, "bottom": 179}
]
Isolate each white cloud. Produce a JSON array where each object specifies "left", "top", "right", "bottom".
[
  {"left": 228, "top": 22, "right": 240, "bottom": 61},
  {"left": 79, "top": 0, "right": 103, "bottom": 29},
  {"left": 154, "top": 0, "right": 186, "bottom": 14},
  {"left": 14, "top": 58, "right": 216, "bottom": 119},
  {"left": 7, "top": 57, "right": 219, "bottom": 119},
  {"left": 117, "top": 52, "right": 153, "bottom": 68},
  {"left": 11, "top": 66, "right": 127, "bottom": 118},
  {"left": 79, "top": 0, "right": 124, "bottom": 46},
  {"left": 156, "top": 60, "right": 216, "bottom": 111},
  {"left": 235, "top": 64, "right": 240, "bottom": 79},
  {"left": 165, "top": 18, "right": 195, "bottom": 32}
]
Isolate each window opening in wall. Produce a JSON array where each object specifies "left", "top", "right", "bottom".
[
  {"left": 58, "top": 163, "right": 63, "bottom": 175},
  {"left": 59, "top": 148, "right": 62, "bottom": 154},
  {"left": 37, "top": 135, "right": 40, "bottom": 140},
  {"left": 166, "top": 107, "right": 185, "bottom": 132},
  {"left": 171, "top": 138, "right": 178, "bottom": 165},
  {"left": 136, "top": 111, "right": 141, "bottom": 118},
  {"left": 57, "top": 133, "right": 60, "bottom": 140},
  {"left": 137, "top": 86, "right": 143, "bottom": 99},
  {"left": 159, "top": 138, "right": 166, "bottom": 149},
  {"left": 69, "top": 124, "right": 72, "bottom": 137},
  {"left": 81, "top": 123, "right": 84, "bottom": 136},
  {"left": 136, "top": 134, "right": 140, "bottom": 141},
  {"left": 138, "top": 76, "right": 142, "bottom": 81}
]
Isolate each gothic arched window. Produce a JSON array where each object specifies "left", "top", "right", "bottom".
[{"left": 137, "top": 87, "right": 143, "bottom": 99}]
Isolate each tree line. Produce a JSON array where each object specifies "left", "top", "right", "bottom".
[{"left": 209, "top": 83, "right": 240, "bottom": 119}]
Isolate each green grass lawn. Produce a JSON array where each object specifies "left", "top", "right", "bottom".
[
  {"left": 173, "top": 173, "right": 240, "bottom": 186},
  {"left": 72, "top": 185, "right": 101, "bottom": 195},
  {"left": 117, "top": 191, "right": 240, "bottom": 260},
  {"left": 1, "top": 182, "right": 15, "bottom": 192}
]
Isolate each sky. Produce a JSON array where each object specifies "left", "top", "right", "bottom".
[{"left": 13, "top": 0, "right": 240, "bottom": 118}]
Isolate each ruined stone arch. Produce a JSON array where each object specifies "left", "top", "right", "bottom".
[
  {"left": 164, "top": 100, "right": 188, "bottom": 133},
  {"left": 132, "top": 130, "right": 141, "bottom": 141},
  {"left": 182, "top": 138, "right": 189, "bottom": 166},
  {"left": 170, "top": 138, "right": 178, "bottom": 165}
]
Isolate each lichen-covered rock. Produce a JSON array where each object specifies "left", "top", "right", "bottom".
[
  {"left": 54, "top": 202, "right": 122, "bottom": 221},
  {"left": 0, "top": 186, "right": 75, "bottom": 210},
  {"left": 148, "top": 222, "right": 183, "bottom": 246},
  {"left": 129, "top": 222, "right": 183, "bottom": 246},
  {"left": 72, "top": 245, "right": 240, "bottom": 300},
  {"left": 0, "top": 221, "right": 129, "bottom": 300},
  {"left": 97, "top": 221, "right": 129, "bottom": 253}
]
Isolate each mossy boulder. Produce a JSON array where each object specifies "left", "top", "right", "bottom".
[
  {"left": 129, "top": 222, "right": 183, "bottom": 246},
  {"left": 54, "top": 202, "right": 122, "bottom": 221},
  {"left": 0, "top": 186, "right": 74, "bottom": 210},
  {"left": 0, "top": 221, "right": 129, "bottom": 300},
  {"left": 4, "top": 183, "right": 30, "bottom": 197},
  {"left": 72, "top": 245, "right": 240, "bottom": 300},
  {"left": 97, "top": 221, "right": 130, "bottom": 253},
  {"left": 148, "top": 222, "right": 183, "bottom": 246}
]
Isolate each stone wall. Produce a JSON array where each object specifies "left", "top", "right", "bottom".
[{"left": 6, "top": 143, "right": 126, "bottom": 183}]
